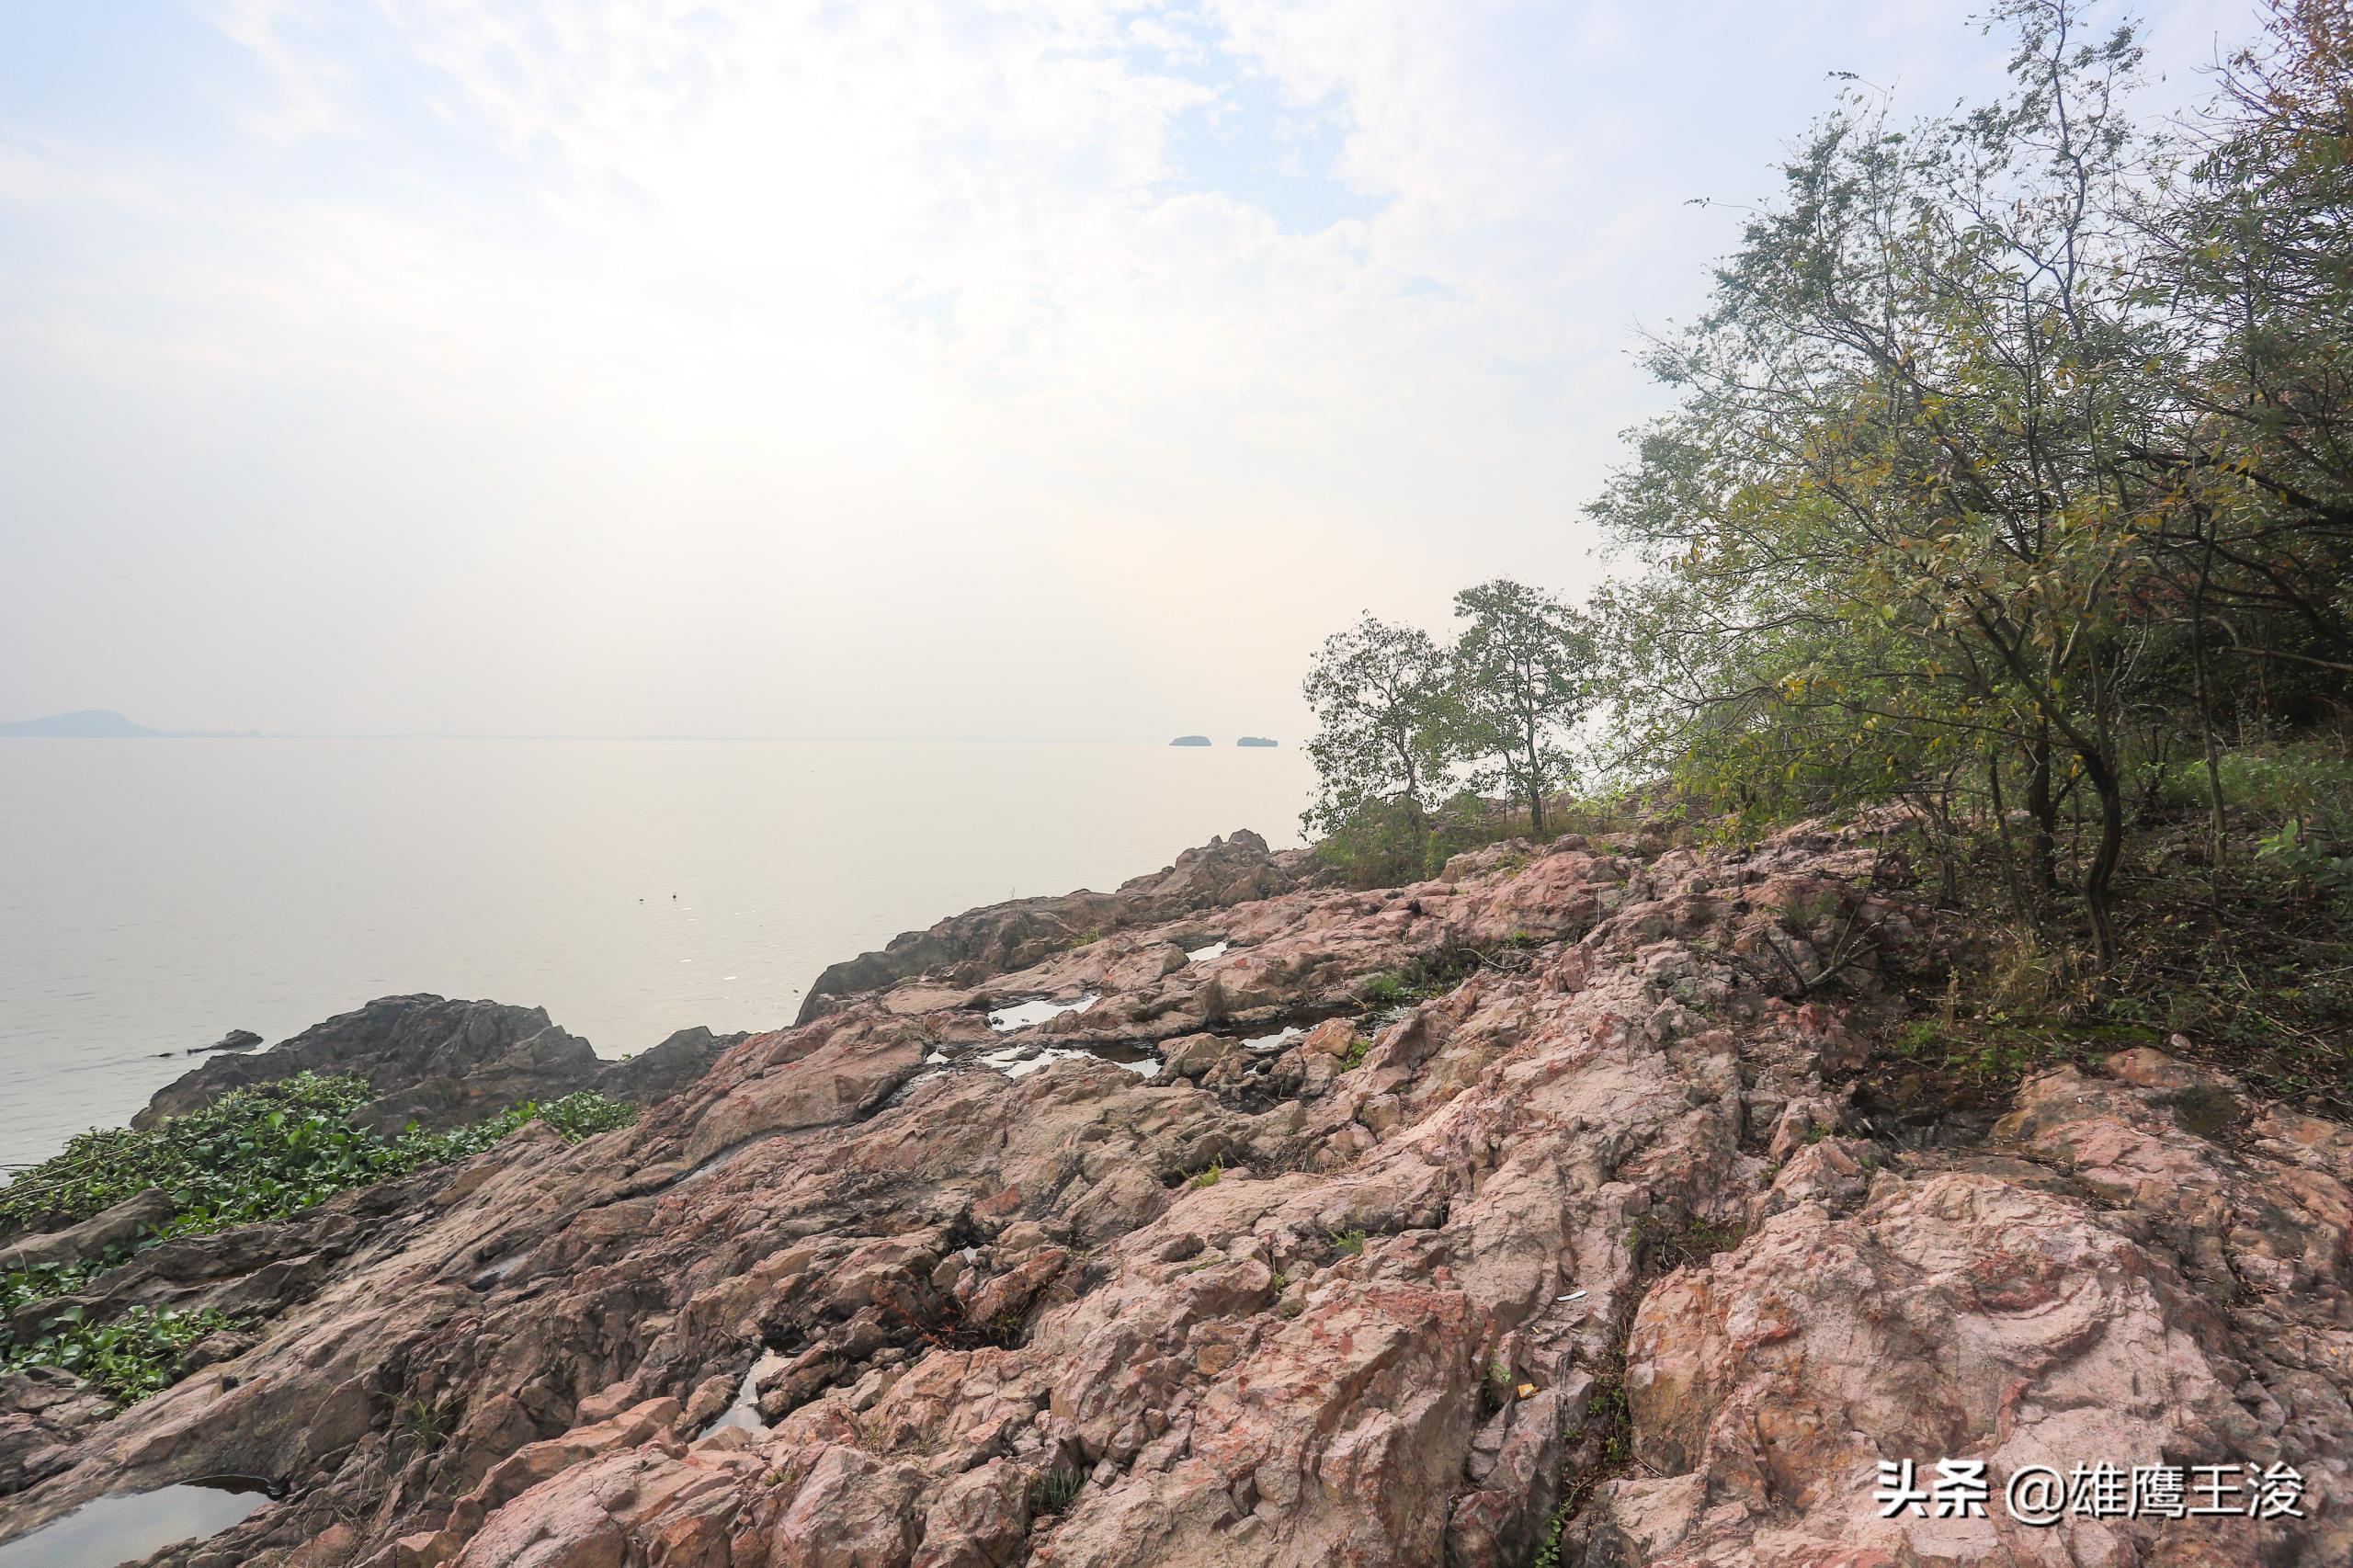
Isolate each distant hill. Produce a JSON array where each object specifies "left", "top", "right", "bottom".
[
  {"left": 1237, "top": 736, "right": 1278, "bottom": 747},
  {"left": 1169, "top": 734, "right": 1211, "bottom": 746},
  {"left": 0, "top": 710, "right": 160, "bottom": 738}
]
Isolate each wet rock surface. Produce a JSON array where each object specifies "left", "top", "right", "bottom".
[{"left": 1, "top": 824, "right": 2345, "bottom": 1566}]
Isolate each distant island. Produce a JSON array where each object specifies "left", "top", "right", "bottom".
[
  {"left": 0, "top": 710, "right": 159, "bottom": 738},
  {"left": 1168, "top": 734, "right": 1211, "bottom": 746},
  {"left": 1236, "top": 736, "right": 1278, "bottom": 747}
]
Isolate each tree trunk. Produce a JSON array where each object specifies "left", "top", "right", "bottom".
[
  {"left": 2082, "top": 758, "right": 2126, "bottom": 970},
  {"left": 2027, "top": 723, "right": 2059, "bottom": 899},
  {"left": 1987, "top": 748, "right": 2035, "bottom": 928},
  {"left": 2190, "top": 544, "right": 2228, "bottom": 867}
]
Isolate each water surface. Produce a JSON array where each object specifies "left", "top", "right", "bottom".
[
  {"left": 0, "top": 1478, "right": 271, "bottom": 1568},
  {"left": 0, "top": 738, "right": 1312, "bottom": 1162}
]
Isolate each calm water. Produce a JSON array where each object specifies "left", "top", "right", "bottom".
[
  {"left": 0, "top": 739, "right": 1313, "bottom": 1163},
  {"left": 0, "top": 1479, "right": 271, "bottom": 1568}
]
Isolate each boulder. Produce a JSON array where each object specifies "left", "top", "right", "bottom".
[
  {"left": 138, "top": 995, "right": 603, "bottom": 1131},
  {"left": 0, "top": 1187, "right": 174, "bottom": 1268},
  {"left": 596, "top": 1026, "right": 746, "bottom": 1104},
  {"left": 135, "top": 997, "right": 738, "bottom": 1137}
]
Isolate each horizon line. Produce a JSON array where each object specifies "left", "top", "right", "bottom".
[{"left": 0, "top": 730, "right": 1288, "bottom": 745}]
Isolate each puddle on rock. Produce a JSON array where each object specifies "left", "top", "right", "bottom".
[
  {"left": 0, "top": 1477, "right": 274, "bottom": 1568},
  {"left": 1185, "top": 941, "right": 1230, "bottom": 963},
  {"left": 1082, "top": 1041, "right": 1162, "bottom": 1075},
  {"left": 699, "top": 1348, "right": 789, "bottom": 1439},
  {"left": 470, "top": 1247, "right": 531, "bottom": 1288},
  {"left": 980, "top": 1043, "right": 1159, "bottom": 1079},
  {"left": 1242, "top": 1026, "right": 1303, "bottom": 1054},
  {"left": 987, "top": 994, "right": 1099, "bottom": 1032}
]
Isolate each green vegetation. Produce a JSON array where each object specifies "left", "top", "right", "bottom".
[
  {"left": 1448, "top": 581, "right": 1596, "bottom": 838},
  {"left": 0, "top": 1074, "right": 640, "bottom": 1405},
  {"left": 0, "top": 1074, "right": 638, "bottom": 1239},
  {"left": 1302, "top": 582, "right": 1597, "bottom": 872},
  {"left": 1358, "top": 948, "right": 1493, "bottom": 1017},
  {"left": 398, "top": 1394, "right": 452, "bottom": 1460},
  {"left": 1328, "top": 1228, "right": 1367, "bottom": 1257},
  {"left": 1, "top": 1255, "right": 110, "bottom": 1318},
  {"left": 1295, "top": 0, "right": 2353, "bottom": 1102},
  {"left": 1188, "top": 1157, "right": 1223, "bottom": 1189},
  {"left": 3, "top": 1074, "right": 430, "bottom": 1237},
  {"left": 1584, "top": 0, "right": 2353, "bottom": 971},
  {"left": 1308, "top": 785, "right": 1641, "bottom": 890},
  {"left": 1025, "top": 1464, "right": 1084, "bottom": 1518},
  {"left": 1, "top": 1302, "right": 242, "bottom": 1403},
  {"left": 517, "top": 1090, "right": 641, "bottom": 1142},
  {"left": 1483, "top": 1353, "right": 1520, "bottom": 1413}
]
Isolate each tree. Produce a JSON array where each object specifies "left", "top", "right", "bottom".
[
  {"left": 1302, "top": 614, "right": 1454, "bottom": 835},
  {"left": 1449, "top": 579, "right": 1595, "bottom": 836},
  {"left": 2138, "top": 0, "right": 2353, "bottom": 853},
  {"left": 1594, "top": 0, "right": 2177, "bottom": 963}
]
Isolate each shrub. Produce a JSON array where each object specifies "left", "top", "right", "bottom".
[
  {"left": 1312, "top": 800, "right": 1438, "bottom": 889},
  {"left": 536, "top": 1091, "right": 640, "bottom": 1142},
  {"left": 1026, "top": 1465, "right": 1084, "bottom": 1517},
  {"left": 2256, "top": 817, "right": 2353, "bottom": 899}
]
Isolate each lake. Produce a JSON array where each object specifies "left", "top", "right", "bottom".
[{"left": 0, "top": 738, "right": 1315, "bottom": 1163}]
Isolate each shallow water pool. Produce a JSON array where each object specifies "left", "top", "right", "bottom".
[{"left": 0, "top": 1477, "right": 274, "bottom": 1568}]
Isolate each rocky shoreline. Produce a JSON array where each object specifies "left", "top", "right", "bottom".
[{"left": 1, "top": 824, "right": 2347, "bottom": 1565}]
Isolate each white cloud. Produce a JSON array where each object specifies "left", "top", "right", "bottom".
[
  {"left": 203, "top": 0, "right": 359, "bottom": 141},
  {"left": 0, "top": 0, "right": 2269, "bottom": 736}
]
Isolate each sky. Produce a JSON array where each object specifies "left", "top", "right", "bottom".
[{"left": 0, "top": 0, "right": 2262, "bottom": 740}]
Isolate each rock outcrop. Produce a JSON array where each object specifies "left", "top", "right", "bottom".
[
  {"left": 133, "top": 996, "right": 745, "bottom": 1134},
  {"left": 0, "top": 824, "right": 2345, "bottom": 1567},
  {"left": 794, "top": 830, "right": 1309, "bottom": 1025},
  {"left": 0, "top": 1188, "right": 175, "bottom": 1272}
]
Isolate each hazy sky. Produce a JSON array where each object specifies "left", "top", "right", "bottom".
[{"left": 0, "top": 0, "right": 2257, "bottom": 739}]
